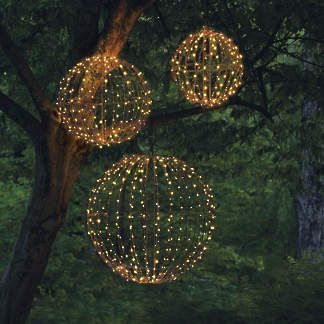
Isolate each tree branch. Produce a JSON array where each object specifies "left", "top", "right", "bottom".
[
  {"left": 149, "top": 96, "right": 273, "bottom": 126},
  {"left": 0, "top": 23, "right": 54, "bottom": 114},
  {"left": 236, "top": 96, "right": 273, "bottom": 120},
  {"left": 273, "top": 36, "right": 324, "bottom": 45},
  {"left": 272, "top": 47, "right": 324, "bottom": 69},
  {"left": 0, "top": 91, "right": 42, "bottom": 143},
  {"left": 149, "top": 105, "right": 211, "bottom": 125}
]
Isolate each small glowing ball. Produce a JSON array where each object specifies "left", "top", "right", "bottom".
[
  {"left": 57, "top": 55, "right": 152, "bottom": 146},
  {"left": 87, "top": 154, "right": 216, "bottom": 284},
  {"left": 171, "top": 27, "right": 244, "bottom": 108}
]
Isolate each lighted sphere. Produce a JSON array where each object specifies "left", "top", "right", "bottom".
[
  {"left": 57, "top": 55, "right": 152, "bottom": 146},
  {"left": 87, "top": 154, "right": 216, "bottom": 284},
  {"left": 171, "top": 27, "right": 244, "bottom": 108}
]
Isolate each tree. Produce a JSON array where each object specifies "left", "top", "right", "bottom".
[
  {"left": 296, "top": 50, "right": 324, "bottom": 255},
  {"left": 0, "top": 0, "right": 322, "bottom": 323},
  {"left": 0, "top": 2, "right": 156, "bottom": 322}
]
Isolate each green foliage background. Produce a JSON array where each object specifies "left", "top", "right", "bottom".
[{"left": 0, "top": 0, "right": 323, "bottom": 323}]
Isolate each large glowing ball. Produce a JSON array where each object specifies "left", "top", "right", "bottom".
[
  {"left": 57, "top": 55, "right": 152, "bottom": 146},
  {"left": 87, "top": 154, "right": 216, "bottom": 284},
  {"left": 171, "top": 27, "right": 243, "bottom": 108}
]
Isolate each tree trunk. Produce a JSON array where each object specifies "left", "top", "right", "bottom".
[
  {"left": 0, "top": 2, "right": 154, "bottom": 322},
  {"left": 296, "top": 99, "right": 324, "bottom": 257},
  {"left": 0, "top": 122, "right": 89, "bottom": 324}
]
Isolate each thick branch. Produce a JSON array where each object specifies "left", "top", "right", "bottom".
[
  {"left": 0, "top": 91, "right": 42, "bottom": 143},
  {"left": 149, "top": 105, "right": 211, "bottom": 125},
  {"left": 149, "top": 96, "right": 272, "bottom": 126},
  {"left": 96, "top": 0, "right": 155, "bottom": 56},
  {"left": 0, "top": 23, "right": 54, "bottom": 113}
]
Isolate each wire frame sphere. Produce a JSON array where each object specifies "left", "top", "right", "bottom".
[
  {"left": 171, "top": 27, "right": 244, "bottom": 108},
  {"left": 87, "top": 154, "right": 216, "bottom": 284},
  {"left": 57, "top": 55, "right": 152, "bottom": 146}
]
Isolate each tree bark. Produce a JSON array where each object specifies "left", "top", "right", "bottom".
[
  {"left": 296, "top": 99, "right": 324, "bottom": 256},
  {"left": 0, "top": 122, "right": 90, "bottom": 324},
  {"left": 295, "top": 42, "right": 324, "bottom": 257}
]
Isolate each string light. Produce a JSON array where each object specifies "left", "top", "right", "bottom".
[
  {"left": 87, "top": 154, "right": 216, "bottom": 284},
  {"left": 171, "top": 27, "right": 244, "bottom": 108},
  {"left": 57, "top": 55, "right": 152, "bottom": 146}
]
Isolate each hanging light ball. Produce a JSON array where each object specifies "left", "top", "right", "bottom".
[
  {"left": 87, "top": 154, "right": 216, "bottom": 284},
  {"left": 57, "top": 55, "right": 152, "bottom": 146},
  {"left": 171, "top": 27, "right": 244, "bottom": 108}
]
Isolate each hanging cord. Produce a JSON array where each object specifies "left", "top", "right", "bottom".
[{"left": 149, "top": 122, "right": 156, "bottom": 157}]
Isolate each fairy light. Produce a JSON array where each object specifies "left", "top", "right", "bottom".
[
  {"left": 57, "top": 55, "right": 152, "bottom": 146},
  {"left": 171, "top": 27, "right": 244, "bottom": 108},
  {"left": 87, "top": 154, "right": 216, "bottom": 284}
]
